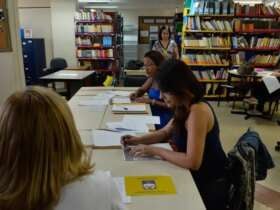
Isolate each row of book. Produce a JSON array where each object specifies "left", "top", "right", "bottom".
[
  {"left": 234, "top": 20, "right": 280, "bottom": 32},
  {"left": 76, "top": 37, "right": 113, "bottom": 48},
  {"left": 232, "top": 36, "right": 280, "bottom": 49},
  {"left": 76, "top": 24, "right": 113, "bottom": 33},
  {"left": 76, "top": 49, "right": 114, "bottom": 58},
  {"left": 254, "top": 55, "right": 280, "bottom": 65},
  {"left": 190, "top": 0, "right": 234, "bottom": 15},
  {"left": 75, "top": 10, "right": 112, "bottom": 21},
  {"left": 184, "top": 17, "right": 232, "bottom": 31},
  {"left": 235, "top": 4, "right": 280, "bottom": 17},
  {"left": 182, "top": 54, "right": 228, "bottom": 65},
  {"left": 183, "top": 37, "right": 231, "bottom": 48},
  {"left": 192, "top": 69, "right": 228, "bottom": 80},
  {"left": 231, "top": 53, "right": 280, "bottom": 66}
]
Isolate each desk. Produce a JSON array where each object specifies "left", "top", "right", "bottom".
[
  {"left": 68, "top": 87, "right": 205, "bottom": 210},
  {"left": 40, "top": 70, "right": 95, "bottom": 99}
]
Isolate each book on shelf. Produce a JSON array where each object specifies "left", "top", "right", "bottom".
[
  {"left": 254, "top": 55, "right": 280, "bottom": 66},
  {"left": 190, "top": 0, "right": 234, "bottom": 15},
  {"left": 76, "top": 36, "right": 113, "bottom": 48},
  {"left": 234, "top": 19, "right": 280, "bottom": 33},
  {"left": 192, "top": 69, "right": 228, "bottom": 80},
  {"left": 76, "top": 24, "right": 113, "bottom": 33},
  {"left": 75, "top": 10, "right": 112, "bottom": 21},
  {"left": 231, "top": 52, "right": 246, "bottom": 65},
  {"left": 235, "top": 3, "right": 280, "bottom": 17},
  {"left": 232, "top": 36, "right": 280, "bottom": 49},
  {"left": 183, "top": 36, "right": 231, "bottom": 48},
  {"left": 77, "top": 49, "right": 114, "bottom": 58},
  {"left": 182, "top": 53, "right": 229, "bottom": 65},
  {"left": 184, "top": 17, "right": 233, "bottom": 31}
]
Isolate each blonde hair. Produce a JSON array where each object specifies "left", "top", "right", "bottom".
[{"left": 0, "top": 86, "right": 93, "bottom": 210}]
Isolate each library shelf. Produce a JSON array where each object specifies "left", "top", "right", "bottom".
[
  {"left": 77, "top": 57, "right": 115, "bottom": 61},
  {"left": 184, "top": 63, "right": 230, "bottom": 67},
  {"left": 231, "top": 47, "right": 280, "bottom": 52},
  {"left": 184, "top": 30, "right": 233, "bottom": 34},
  {"left": 75, "top": 20, "right": 113, "bottom": 24},
  {"left": 183, "top": 47, "right": 231, "bottom": 51},
  {"left": 76, "top": 45, "right": 114, "bottom": 49},
  {"left": 75, "top": 32, "right": 115, "bottom": 37}
]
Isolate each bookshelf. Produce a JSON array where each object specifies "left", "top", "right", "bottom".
[
  {"left": 75, "top": 10, "right": 123, "bottom": 85},
  {"left": 232, "top": 3, "right": 280, "bottom": 70},
  {"left": 0, "top": 0, "right": 11, "bottom": 52},
  {"left": 182, "top": 0, "right": 234, "bottom": 99}
]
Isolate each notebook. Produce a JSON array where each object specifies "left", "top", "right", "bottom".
[
  {"left": 112, "top": 97, "right": 131, "bottom": 104},
  {"left": 112, "top": 104, "right": 147, "bottom": 114}
]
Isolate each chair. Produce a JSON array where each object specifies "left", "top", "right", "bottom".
[
  {"left": 42, "top": 58, "right": 68, "bottom": 95},
  {"left": 123, "top": 76, "right": 147, "bottom": 87}
]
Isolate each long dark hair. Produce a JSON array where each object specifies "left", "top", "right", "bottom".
[
  {"left": 144, "top": 50, "right": 165, "bottom": 67},
  {"left": 156, "top": 59, "right": 204, "bottom": 130},
  {"left": 158, "top": 25, "right": 171, "bottom": 41}
]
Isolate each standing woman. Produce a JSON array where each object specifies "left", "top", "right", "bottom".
[
  {"left": 130, "top": 50, "right": 172, "bottom": 129},
  {"left": 152, "top": 26, "right": 180, "bottom": 59},
  {"left": 123, "top": 59, "right": 229, "bottom": 210}
]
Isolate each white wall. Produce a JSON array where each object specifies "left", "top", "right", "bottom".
[
  {"left": 51, "top": 0, "right": 76, "bottom": 67},
  {"left": 18, "top": 7, "right": 53, "bottom": 66},
  {"left": 0, "top": 0, "right": 25, "bottom": 104}
]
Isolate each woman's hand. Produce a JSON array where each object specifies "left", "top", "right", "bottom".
[
  {"left": 134, "top": 97, "right": 152, "bottom": 104},
  {"left": 129, "top": 92, "right": 137, "bottom": 100},
  {"left": 129, "top": 144, "right": 155, "bottom": 157},
  {"left": 121, "top": 135, "right": 141, "bottom": 145}
]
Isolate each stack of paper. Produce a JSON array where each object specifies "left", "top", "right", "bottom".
[
  {"left": 112, "top": 97, "right": 131, "bottom": 104},
  {"left": 91, "top": 130, "right": 135, "bottom": 148},
  {"left": 123, "top": 143, "right": 172, "bottom": 161},
  {"left": 112, "top": 104, "right": 147, "bottom": 114},
  {"left": 108, "top": 91, "right": 132, "bottom": 97}
]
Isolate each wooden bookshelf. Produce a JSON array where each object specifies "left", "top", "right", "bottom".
[
  {"left": 231, "top": 48, "right": 280, "bottom": 52},
  {"left": 184, "top": 30, "right": 233, "bottom": 34},
  {"left": 77, "top": 57, "right": 115, "bottom": 61},
  {"left": 0, "top": 0, "right": 11, "bottom": 52},
  {"left": 199, "top": 79, "right": 227, "bottom": 83},
  {"left": 183, "top": 47, "right": 231, "bottom": 51},
  {"left": 75, "top": 32, "right": 115, "bottom": 37},
  {"left": 235, "top": 30, "right": 280, "bottom": 34},
  {"left": 186, "top": 14, "right": 234, "bottom": 18},
  {"left": 76, "top": 45, "right": 114, "bottom": 50},
  {"left": 235, "top": 15, "right": 280, "bottom": 19},
  {"left": 184, "top": 63, "right": 230, "bottom": 67}
]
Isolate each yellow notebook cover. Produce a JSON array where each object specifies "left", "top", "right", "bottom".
[{"left": 124, "top": 176, "right": 176, "bottom": 196}]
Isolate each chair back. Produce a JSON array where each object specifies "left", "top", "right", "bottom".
[{"left": 50, "top": 58, "right": 68, "bottom": 72}]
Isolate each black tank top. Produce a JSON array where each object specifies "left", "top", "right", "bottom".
[{"left": 171, "top": 100, "right": 228, "bottom": 188}]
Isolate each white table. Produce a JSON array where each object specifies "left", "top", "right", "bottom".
[
  {"left": 40, "top": 70, "right": 95, "bottom": 98},
  {"left": 68, "top": 87, "right": 205, "bottom": 210}
]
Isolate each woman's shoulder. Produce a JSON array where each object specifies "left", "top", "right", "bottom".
[{"left": 55, "top": 171, "right": 119, "bottom": 210}]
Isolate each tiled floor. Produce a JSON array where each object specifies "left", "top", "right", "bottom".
[{"left": 212, "top": 101, "right": 280, "bottom": 210}]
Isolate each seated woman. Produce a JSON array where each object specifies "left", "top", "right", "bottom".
[
  {"left": 130, "top": 50, "right": 172, "bottom": 129},
  {"left": 123, "top": 60, "right": 229, "bottom": 210},
  {"left": 0, "top": 87, "right": 123, "bottom": 210}
]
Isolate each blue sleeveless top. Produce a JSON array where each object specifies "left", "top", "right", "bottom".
[
  {"left": 148, "top": 88, "right": 173, "bottom": 129},
  {"left": 171, "top": 101, "right": 228, "bottom": 188}
]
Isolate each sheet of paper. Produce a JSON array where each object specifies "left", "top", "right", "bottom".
[
  {"left": 106, "top": 121, "right": 149, "bottom": 133},
  {"left": 112, "top": 104, "right": 147, "bottom": 113},
  {"left": 122, "top": 115, "right": 160, "bottom": 125},
  {"left": 112, "top": 97, "right": 131, "bottom": 104},
  {"left": 262, "top": 76, "right": 280, "bottom": 94},
  {"left": 114, "top": 177, "right": 132, "bottom": 204},
  {"left": 108, "top": 91, "right": 132, "bottom": 97},
  {"left": 79, "top": 99, "right": 109, "bottom": 106},
  {"left": 123, "top": 143, "right": 172, "bottom": 161},
  {"left": 92, "top": 130, "right": 135, "bottom": 147},
  {"left": 56, "top": 73, "right": 79, "bottom": 77}
]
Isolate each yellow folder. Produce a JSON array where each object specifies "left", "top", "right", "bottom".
[{"left": 124, "top": 175, "right": 176, "bottom": 196}]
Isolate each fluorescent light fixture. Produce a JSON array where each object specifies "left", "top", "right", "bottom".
[{"left": 78, "top": 0, "right": 113, "bottom": 2}]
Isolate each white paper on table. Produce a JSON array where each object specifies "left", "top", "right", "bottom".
[
  {"left": 122, "top": 115, "right": 160, "bottom": 125},
  {"left": 108, "top": 91, "right": 132, "bottom": 97},
  {"left": 112, "top": 97, "right": 131, "bottom": 104},
  {"left": 113, "top": 177, "right": 132, "bottom": 204},
  {"left": 79, "top": 99, "right": 109, "bottom": 106},
  {"left": 92, "top": 130, "right": 135, "bottom": 147},
  {"left": 123, "top": 143, "right": 172, "bottom": 161},
  {"left": 262, "top": 76, "right": 280, "bottom": 94},
  {"left": 112, "top": 104, "right": 147, "bottom": 113},
  {"left": 56, "top": 73, "right": 79, "bottom": 77},
  {"left": 106, "top": 121, "right": 149, "bottom": 133}
]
